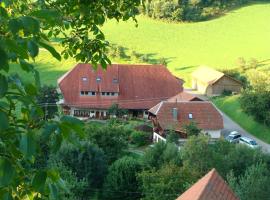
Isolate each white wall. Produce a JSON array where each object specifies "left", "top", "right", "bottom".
[{"left": 203, "top": 130, "right": 221, "bottom": 139}]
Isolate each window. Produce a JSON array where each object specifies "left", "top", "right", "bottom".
[
  {"left": 80, "top": 91, "right": 85, "bottom": 95},
  {"left": 111, "top": 92, "right": 115, "bottom": 96},
  {"left": 112, "top": 78, "right": 118, "bottom": 83},
  {"left": 96, "top": 77, "right": 101, "bottom": 83},
  {"left": 101, "top": 92, "right": 106, "bottom": 96},
  {"left": 91, "top": 91, "right": 96, "bottom": 96},
  {"left": 188, "top": 113, "right": 193, "bottom": 119},
  {"left": 85, "top": 91, "right": 89, "bottom": 95},
  {"left": 106, "top": 92, "right": 110, "bottom": 96},
  {"left": 82, "top": 77, "right": 87, "bottom": 81}
]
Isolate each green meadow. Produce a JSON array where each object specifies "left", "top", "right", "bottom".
[
  {"left": 10, "top": 2, "right": 270, "bottom": 86},
  {"left": 213, "top": 95, "right": 270, "bottom": 143}
]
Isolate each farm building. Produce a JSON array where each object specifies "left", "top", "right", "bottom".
[
  {"left": 57, "top": 63, "right": 183, "bottom": 119},
  {"left": 176, "top": 168, "right": 239, "bottom": 200},
  {"left": 192, "top": 67, "right": 243, "bottom": 96},
  {"left": 148, "top": 101, "right": 223, "bottom": 141}
]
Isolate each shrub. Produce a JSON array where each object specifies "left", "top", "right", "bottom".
[
  {"left": 130, "top": 131, "right": 151, "bottom": 147},
  {"left": 222, "top": 89, "right": 232, "bottom": 96}
]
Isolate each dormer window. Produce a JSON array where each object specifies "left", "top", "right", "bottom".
[
  {"left": 188, "top": 113, "right": 193, "bottom": 119},
  {"left": 82, "top": 77, "right": 87, "bottom": 81}
]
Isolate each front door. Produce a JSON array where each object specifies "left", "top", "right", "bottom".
[{"left": 96, "top": 111, "right": 100, "bottom": 119}]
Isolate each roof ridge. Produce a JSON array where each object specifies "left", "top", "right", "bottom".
[{"left": 196, "top": 169, "right": 217, "bottom": 199}]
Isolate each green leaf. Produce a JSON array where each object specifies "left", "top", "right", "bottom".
[
  {"left": 0, "top": 48, "right": 9, "bottom": 72},
  {"left": 42, "top": 123, "right": 58, "bottom": 139},
  {"left": 0, "top": 191, "right": 13, "bottom": 200},
  {"left": 30, "top": 9, "right": 60, "bottom": 25},
  {"left": 0, "top": 158, "right": 15, "bottom": 187},
  {"left": 20, "top": 132, "right": 36, "bottom": 159},
  {"left": 60, "top": 115, "right": 83, "bottom": 126},
  {"left": 8, "top": 19, "right": 22, "bottom": 34},
  {"left": 20, "top": 16, "right": 40, "bottom": 34},
  {"left": 25, "top": 83, "right": 37, "bottom": 96},
  {"left": 34, "top": 70, "right": 41, "bottom": 89},
  {"left": 5, "top": 39, "right": 28, "bottom": 59},
  {"left": 100, "top": 58, "right": 107, "bottom": 69},
  {"left": 32, "top": 171, "right": 47, "bottom": 192},
  {"left": 0, "top": 74, "right": 8, "bottom": 98},
  {"left": 27, "top": 40, "right": 39, "bottom": 58},
  {"left": 49, "top": 184, "right": 58, "bottom": 200},
  {"left": 38, "top": 40, "right": 61, "bottom": 61},
  {"left": 19, "top": 59, "right": 34, "bottom": 72},
  {"left": 0, "top": 111, "right": 9, "bottom": 131}
]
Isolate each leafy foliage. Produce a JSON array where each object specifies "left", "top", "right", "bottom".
[
  {"left": 108, "top": 103, "right": 128, "bottom": 118},
  {"left": 0, "top": 0, "right": 141, "bottom": 198},
  {"left": 36, "top": 85, "right": 60, "bottom": 119},
  {"left": 103, "top": 156, "right": 142, "bottom": 200},
  {"left": 130, "top": 130, "right": 152, "bottom": 147},
  {"left": 183, "top": 121, "right": 201, "bottom": 137},
  {"left": 85, "top": 123, "right": 129, "bottom": 163}
]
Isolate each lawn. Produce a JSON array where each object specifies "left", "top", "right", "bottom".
[
  {"left": 10, "top": 2, "right": 270, "bottom": 87},
  {"left": 102, "top": 2, "right": 270, "bottom": 85},
  {"left": 212, "top": 95, "right": 270, "bottom": 143}
]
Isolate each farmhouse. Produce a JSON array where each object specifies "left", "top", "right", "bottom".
[
  {"left": 176, "top": 168, "right": 239, "bottom": 200},
  {"left": 58, "top": 63, "right": 183, "bottom": 119},
  {"left": 192, "top": 67, "right": 243, "bottom": 96},
  {"left": 148, "top": 101, "right": 223, "bottom": 141}
]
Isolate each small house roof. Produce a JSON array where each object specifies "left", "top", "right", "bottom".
[
  {"left": 192, "top": 66, "right": 225, "bottom": 85},
  {"left": 148, "top": 101, "right": 223, "bottom": 131},
  {"left": 167, "top": 91, "right": 203, "bottom": 102},
  {"left": 176, "top": 169, "right": 239, "bottom": 200}
]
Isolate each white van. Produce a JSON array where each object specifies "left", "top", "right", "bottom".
[{"left": 239, "top": 137, "right": 259, "bottom": 149}]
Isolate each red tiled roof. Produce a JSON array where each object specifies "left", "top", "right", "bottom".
[
  {"left": 58, "top": 64, "right": 183, "bottom": 109},
  {"left": 148, "top": 101, "right": 223, "bottom": 130},
  {"left": 176, "top": 169, "right": 239, "bottom": 200},
  {"left": 167, "top": 91, "right": 203, "bottom": 102}
]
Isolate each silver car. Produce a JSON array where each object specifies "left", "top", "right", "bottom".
[
  {"left": 225, "top": 131, "right": 241, "bottom": 143},
  {"left": 239, "top": 137, "right": 259, "bottom": 149}
]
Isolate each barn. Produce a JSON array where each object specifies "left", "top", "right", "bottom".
[{"left": 192, "top": 67, "right": 243, "bottom": 96}]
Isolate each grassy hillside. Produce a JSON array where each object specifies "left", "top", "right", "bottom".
[
  {"left": 10, "top": 2, "right": 270, "bottom": 86},
  {"left": 212, "top": 95, "right": 270, "bottom": 143},
  {"left": 102, "top": 2, "right": 270, "bottom": 84}
]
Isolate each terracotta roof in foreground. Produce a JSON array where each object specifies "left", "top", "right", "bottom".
[
  {"left": 176, "top": 169, "right": 239, "bottom": 200},
  {"left": 58, "top": 64, "right": 183, "bottom": 109}
]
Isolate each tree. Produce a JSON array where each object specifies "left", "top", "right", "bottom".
[
  {"left": 108, "top": 103, "right": 128, "bottom": 118},
  {"left": 103, "top": 156, "right": 142, "bottom": 200},
  {"left": 86, "top": 124, "right": 129, "bottom": 163},
  {"left": 54, "top": 142, "right": 108, "bottom": 198},
  {"left": 181, "top": 135, "right": 213, "bottom": 179},
  {"left": 37, "top": 85, "right": 59, "bottom": 119},
  {"left": 228, "top": 162, "right": 270, "bottom": 200},
  {"left": 0, "top": 0, "right": 141, "bottom": 198},
  {"left": 138, "top": 163, "right": 191, "bottom": 200},
  {"left": 142, "top": 142, "right": 181, "bottom": 170},
  {"left": 183, "top": 121, "right": 201, "bottom": 137}
]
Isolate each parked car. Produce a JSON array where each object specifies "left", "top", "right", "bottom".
[
  {"left": 239, "top": 137, "right": 259, "bottom": 149},
  {"left": 225, "top": 131, "right": 241, "bottom": 143}
]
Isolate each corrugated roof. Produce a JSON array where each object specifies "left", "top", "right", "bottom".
[
  {"left": 176, "top": 169, "right": 239, "bottom": 200},
  {"left": 148, "top": 101, "right": 223, "bottom": 130},
  {"left": 192, "top": 66, "right": 224, "bottom": 85},
  {"left": 58, "top": 64, "right": 183, "bottom": 109}
]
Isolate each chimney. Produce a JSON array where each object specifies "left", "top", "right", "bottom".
[{"left": 172, "top": 107, "right": 178, "bottom": 121}]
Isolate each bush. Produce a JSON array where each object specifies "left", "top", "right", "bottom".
[
  {"left": 130, "top": 131, "right": 151, "bottom": 147},
  {"left": 222, "top": 89, "right": 232, "bottom": 96}
]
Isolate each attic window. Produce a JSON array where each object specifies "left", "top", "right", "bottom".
[
  {"left": 188, "top": 113, "right": 193, "bottom": 119},
  {"left": 96, "top": 77, "right": 101, "bottom": 83},
  {"left": 82, "top": 77, "right": 87, "bottom": 81}
]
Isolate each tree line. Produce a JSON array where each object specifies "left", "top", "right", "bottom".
[{"left": 141, "top": 0, "right": 260, "bottom": 22}]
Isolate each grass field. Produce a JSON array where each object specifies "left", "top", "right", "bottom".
[
  {"left": 212, "top": 95, "right": 270, "bottom": 143},
  {"left": 10, "top": 2, "right": 270, "bottom": 86}
]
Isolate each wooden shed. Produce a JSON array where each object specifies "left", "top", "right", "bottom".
[{"left": 192, "top": 67, "right": 243, "bottom": 96}]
